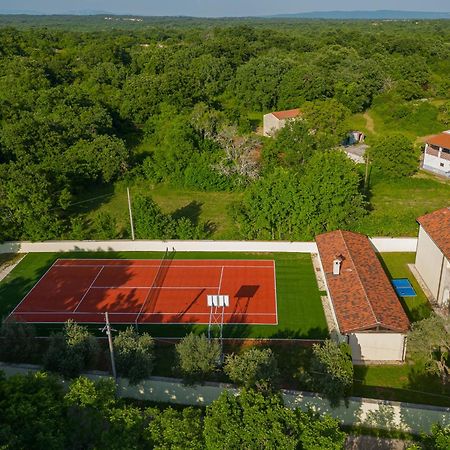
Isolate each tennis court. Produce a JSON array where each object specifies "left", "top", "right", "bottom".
[{"left": 9, "top": 258, "right": 277, "bottom": 325}]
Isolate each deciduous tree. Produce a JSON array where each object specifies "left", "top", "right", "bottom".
[
  {"left": 310, "top": 340, "right": 354, "bottom": 406},
  {"left": 407, "top": 314, "right": 450, "bottom": 384},
  {"left": 367, "top": 133, "right": 419, "bottom": 178},
  {"left": 297, "top": 150, "right": 367, "bottom": 237},
  {"left": 224, "top": 347, "right": 278, "bottom": 389},
  {"left": 43, "top": 320, "right": 100, "bottom": 378},
  {"left": 175, "top": 333, "right": 220, "bottom": 380},
  {"left": 114, "top": 327, "right": 155, "bottom": 384}
]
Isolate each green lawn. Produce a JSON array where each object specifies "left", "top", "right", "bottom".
[
  {"left": 0, "top": 251, "right": 328, "bottom": 339},
  {"left": 356, "top": 172, "right": 450, "bottom": 237},
  {"left": 72, "top": 182, "right": 242, "bottom": 240},
  {"left": 378, "top": 253, "right": 431, "bottom": 322},
  {"left": 353, "top": 364, "right": 450, "bottom": 408},
  {"left": 368, "top": 98, "right": 445, "bottom": 141}
]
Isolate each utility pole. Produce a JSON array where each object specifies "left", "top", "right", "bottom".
[
  {"left": 127, "top": 187, "right": 135, "bottom": 241},
  {"left": 364, "top": 154, "right": 370, "bottom": 193},
  {"left": 101, "top": 312, "right": 117, "bottom": 380}
]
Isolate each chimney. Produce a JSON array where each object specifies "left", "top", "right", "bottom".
[{"left": 333, "top": 255, "right": 344, "bottom": 275}]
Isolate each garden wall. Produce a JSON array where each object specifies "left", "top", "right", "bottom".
[
  {"left": 1, "top": 363, "right": 448, "bottom": 435},
  {"left": 0, "top": 237, "right": 417, "bottom": 255}
]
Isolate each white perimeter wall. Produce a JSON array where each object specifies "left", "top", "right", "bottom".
[
  {"left": 415, "top": 226, "right": 443, "bottom": 300},
  {"left": 348, "top": 333, "right": 406, "bottom": 362},
  {"left": 0, "top": 238, "right": 417, "bottom": 255}
]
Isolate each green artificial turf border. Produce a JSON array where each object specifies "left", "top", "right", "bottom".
[{"left": 0, "top": 251, "right": 328, "bottom": 339}]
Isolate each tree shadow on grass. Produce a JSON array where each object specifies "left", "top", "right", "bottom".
[{"left": 171, "top": 201, "right": 203, "bottom": 225}]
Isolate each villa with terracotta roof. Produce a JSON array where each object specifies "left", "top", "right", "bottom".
[
  {"left": 415, "top": 207, "right": 450, "bottom": 309},
  {"left": 316, "top": 230, "right": 410, "bottom": 363},
  {"left": 263, "top": 108, "right": 301, "bottom": 137},
  {"left": 422, "top": 131, "right": 450, "bottom": 177}
]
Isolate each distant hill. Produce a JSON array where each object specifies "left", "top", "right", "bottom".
[{"left": 271, "top": 10, "right": 450, "bottom": 20}]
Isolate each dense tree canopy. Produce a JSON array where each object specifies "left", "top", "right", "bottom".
[
  {"left": 0, "top": 20, "right": 447, "bottom": 241},
  {"left": 0, "top": 371, "right": 352, "bottom": 449},
  {"left": 367, "top": 133, "right": 419, "bottom": 178},
  {"left": 204, "top": 388, "right": 346, "bottom": 449}
]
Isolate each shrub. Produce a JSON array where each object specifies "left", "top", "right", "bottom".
[
  {"left": 175, "top": 333, "right": 220, "bottom": 380},
  {"left": 43, "top": 320, "right": 99, "bottom": 378},
  {"left": 0, "top": 320, "right": 37, "bottom": 364},
  {"left": 224, "top": 347, "right": 278, "bottom": 388},
  {"left": 310, "top": 340, "right": 354, "bottom": 406},
  {"left": 114, "top": 327, "right": 155, "bottom": 384}
]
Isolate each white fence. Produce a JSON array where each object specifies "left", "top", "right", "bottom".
[
  {"left": 0, "top": 237, "right": 418, "bottom": 255},
  {"left": 0, "top": 363, "right": 448, "bottom": 434}
]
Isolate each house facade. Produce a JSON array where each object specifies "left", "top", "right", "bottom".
[
  {"left": 263, "top": 108, "right": 301, "bottom": 137},
  {"left": 422, "top": 131, "right": 450, "bottom": 177},
  {"left": 316, "top": 230, "right": 410, "bottom": 363},
  {"left": 415, "top": 207, "right": 450, "bottom": 309}
]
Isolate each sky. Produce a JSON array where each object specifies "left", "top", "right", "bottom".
[{"left": 0, "top": 0, "right": 449, "bottom": 17}]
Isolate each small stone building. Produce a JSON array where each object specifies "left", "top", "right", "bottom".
[{"left": 263, "top": 108, "right": 301, "bottom": 137}]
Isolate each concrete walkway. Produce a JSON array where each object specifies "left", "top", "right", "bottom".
[{"left": 0, "top": 254, "right": 25, "bottom": 283}]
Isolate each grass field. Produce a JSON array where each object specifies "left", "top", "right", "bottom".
[
  {"left": 353, "top": 364, "right": 450, "bottom": 408},
  {"left": 378, "top": 253, "right": 431, "bottom": 322},
  {"left": 0, "top": 251, "right": 328, "bottom": 339},
  {"left": 71, "top": 182, "right": 242, "bottom": 240},
  {"left": 356, "top": 172, "right": 450, "bottom": 237}
]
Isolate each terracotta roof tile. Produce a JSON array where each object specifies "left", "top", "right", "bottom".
[
  {"left": 417, "top": 207, "right": 450, "bottom": 260},
  {"left": 271, "top": 108, "right": 301, "bottom": 120},
  {"left": 426, "top": 132, "right": 450, "bottom": 150},
  {"left": 316, "top": 230, "right": 410, "bottom": 334}
]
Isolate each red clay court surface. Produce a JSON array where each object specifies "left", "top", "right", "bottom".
[{"left": 9, "top": 259, "right": 278, "bottom": 325}]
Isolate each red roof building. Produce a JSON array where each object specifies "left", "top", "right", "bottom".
[
  {"left": 316, "top": 230, "right": 410, "bottom": 334},
  {"left": 263, "top": 108, "right": 302, "bottom": 136},
  {"left": 423, "top": 131, "right": 450, "bottom": 177},
  {"left": 426, "top": 133, "right": 450, "bottom": 150},
  {"left": 271, "top": 108, "right": 302, "bottom": 120}
]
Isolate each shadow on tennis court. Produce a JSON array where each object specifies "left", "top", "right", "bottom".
[
  {"left": 136, "top": 249, "right": 176, "bottom": 322},
  {"left": 235, "top": 285, "right": 259, "bottom": 299},
  {"left": 173, "top": 288, "right": 206, "bottom": 321}
]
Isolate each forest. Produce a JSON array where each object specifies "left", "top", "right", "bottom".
[{"left": 0, "top": 18, "right": 449, "bottom": 241}]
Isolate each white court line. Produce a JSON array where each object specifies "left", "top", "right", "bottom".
[
  {"left": 54, "top": 264, "right": 274, "bottom": 269},
  {"left": 56, "top": 258, "right": 275, "bottom": 263},
  {"left": 273, "top": 260, "right": 279, "bottom": 325},
  {"left": 89, "top": 286, "right": 220, "bottom": 290},
  {"left": 8, "top": 259, "right": 59, "bottom": 318},
  {"left": 72, "top": 266, "right": 104, "bottom": 312},
  {"left": 217, "top": 266, "right": 224, "bottom": 295},
  {"left": 13, "top": 310, "right": 278, "bottom": 316},
  {"left": 13, "top": 319, "right": 279, "bottom": 326}
]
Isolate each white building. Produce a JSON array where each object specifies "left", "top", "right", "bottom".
[
  {"left": 422, "top": 131, "right": 450, "bottom": 177},
  {"left": 415, "top": 207, "right": 450, "bottom": 309},
  {"left": 316, "top": 230, "right": 410, "bottom": 363},
  {"left": 263, "top": 108, "right": 301, "bottom": 137}
]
